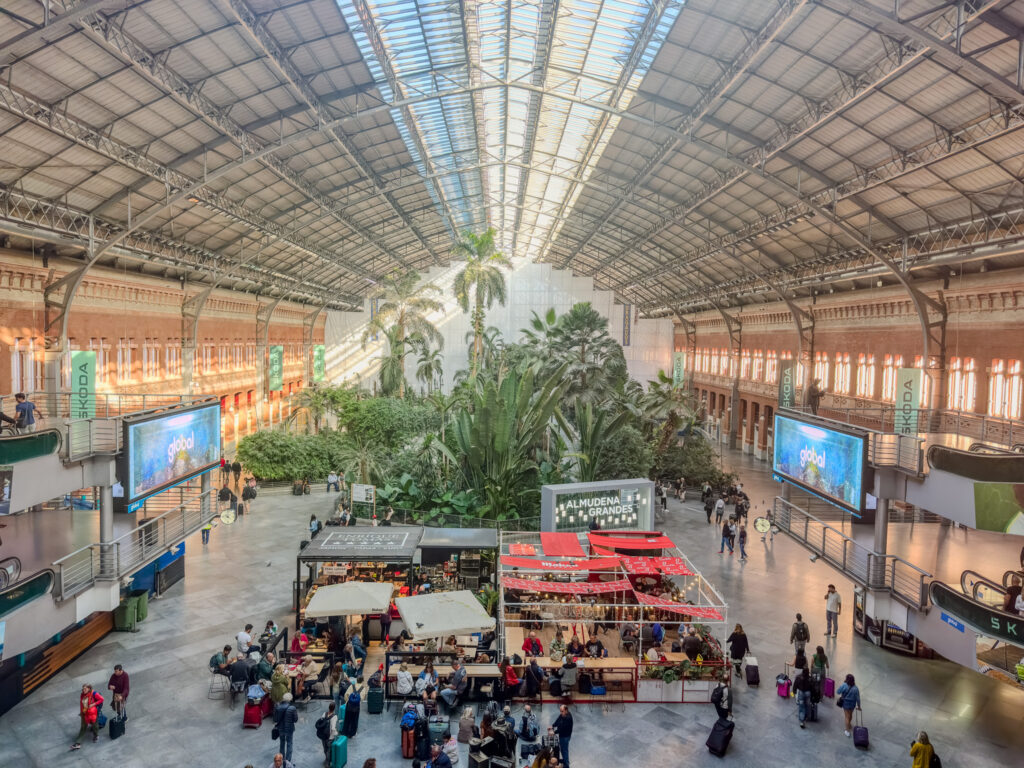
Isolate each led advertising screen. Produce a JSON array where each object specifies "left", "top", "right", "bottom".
[
  {"left": 123, "top": 404, "right": 221, "bottom": 503},
  {"left": 773, "top": 412, "right": 867, "bottom": 514}
]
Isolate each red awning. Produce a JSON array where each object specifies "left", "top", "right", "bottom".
[
  {"left": 588, "top": 532, "right": 674, "bottom": 550},
  {"left": 508, "top": 543, "right": 536, "bottom": 556},
  {"left": 634, "top": 592, "right": 723, "bottom": 620},
  {"left": 618, "top": 556, "right": 659, "bottom": 575},
  {"left": 541, "top": 532, "right": 586, "bottom": 557},
  {"left": 503, "top": 576, "right": 633, "bottom": 595},
  {"left": 619, "top": 556, "right": 694, "bottom": 577},
  {"left": 500, "top": 556, "right": 621, "bottom": 571}
]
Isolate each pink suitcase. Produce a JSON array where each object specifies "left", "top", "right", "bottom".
[
  {"left": 243, "top": 702, "right": 263, "bottom": 728},
  {"left": 776, "top": 675, "right": 791, "bottom": 699},
  {"left": 823, "top": 677, "right": 835, "bottom": 698}
]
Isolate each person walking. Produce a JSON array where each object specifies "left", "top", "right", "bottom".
[
  {"left": 714, "top": 495, "right": 726, "bottom": 524},
  {"left": 13, "top": 393, "right": 43, "bottom": 433},
  {"left": 728, "top": 518, "right": 738, "bottom": 552},
  {"left": 793, "top": 668, "right": 813, "bottom": 728},
  {"left": 340, "top": 676, "right": 368, "bottom": 738},
  {"left": 70, "top": 684, "right": 103, "bottom": 749},
  {"left": 824, "top": 584, "right": 842, "bottom": 637},
  {"left": 790, "top": 613, "right": 810, "bottom": 653},
  {"left": 231, "top": 459, "right": 242, "bottom": 486},
  {"left": 107, "top": 664, "right": 129, "bottom": 718},
  {"left": 316, "top": 701, "right": 339, "bottom": 763},
  {"left": 711, "top": 679, "right": 731, "bottom": 721},
  {"left": 910, "top": 731, "right": 935, "bottom": 768},
  {"left": 726, "top": 624, "right": 749, "bottom": 674},
  {"left": 269, "top": 754, "right": 294, "bottom": 768},
  {"left": 219, "top": 457, "right": 230, "bottom": 484},
  {"left": 704, "top": 496, "right": 714, "bottom": 524},
  {"left": 552, "top": 704, "right": 573, "bottom": 768},
  {"left": 201, "top": 518, "right": 214, "bottom": 544},
  {"left": 811, "top": 646, "right": 829, "bottom": 679},
  {"left": 718, "top": 519, "right": 733, "bottom": 555},
  {"left": 273, "top": 692, "right": 298, "bottom": 761},
  {"left": 738, "top": 524, "right": 749, "bottom": 561},
  {"left": 835, "top": 674, "right": 861, "bottom": 737}
]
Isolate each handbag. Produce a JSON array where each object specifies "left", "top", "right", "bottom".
[{"left": 271, "top": 726, "right": 280, "bottom": 740}]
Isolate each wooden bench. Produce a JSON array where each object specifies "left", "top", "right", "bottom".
[{"left": 22, "top": 611, "right": 114, "bottom": 694}]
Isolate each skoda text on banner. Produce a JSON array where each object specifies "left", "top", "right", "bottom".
[
  {"left": 778, "top": 359, "right": 796, "bottom": 409},
  {"left": 70, "top": 350, "right": 96, "bottom": 419},
  {"left": 894, "top": 367, "right": 921, "bottom": 435},
  {"left": 268, "top": 345, "right": 284, "bottom": 391}
]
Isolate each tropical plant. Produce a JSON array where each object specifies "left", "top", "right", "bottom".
[
  {"left": 377, "top": 326, "right": 407, "bottom": 397},
  {"left": 548, "top": 302, "right": 628, "bottom": 405},
  {"left": 415, "top": 344, "right": 444, "bottom": 394},
  {"left": 451, "top": 228, "right": 512, "bottom": 376},
  {"left": 286, "top": 386, "right": 333, "bottom": 433},
  {"left": 567, "top": 401, "right": 632, "bottom": 483},
  {"left": 361, "top": 270, "right": 444, "bottom": 398},
  {"left": 334, "top": 433, "right": 383, "bottom": 485},
  {"left": 642, "top": 368, "right": 695, "bottom": 455},
  {"left": 435, "top": 364, "right": 570, "bottom": 520},
  {"left": 475, "top": 585, "right": 500, "bottom": 617},
  {"left": 595, "top": 425, "right": 654, "bottom": 481}
]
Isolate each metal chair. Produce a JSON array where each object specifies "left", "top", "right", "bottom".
[{"left": 208, "top": 668, "right": 229, "bottom": 700}]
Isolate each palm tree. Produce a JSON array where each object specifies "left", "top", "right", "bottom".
[
  {"left": 464, "top": 326, "right": 503, "bottom": 371},
  {"left": 549, "top": 302, "right": 628, "bottom": 405},
  {"left": 642, "top": 369, "right": 695, "bottom": 455},
  {"left": 286, "top": 386, "right": 332, "bottom": 433},
  {"left": 335, "top": 433, "right": 383, "bottom": 486},
  {"left": 378, "top": 326, "right": 406, "bottom": 397},
  {"left": 416, "top": 345, "right": 444, "bottom": 393},
  {"left": 361, "top": 270, "right": 444, "bottom": 397},
  {"left": 568, "top": 401, "right": 633, "bottom": 482},
  {"left": 452, "top": 228, "right": 512, "bottom": 376}
]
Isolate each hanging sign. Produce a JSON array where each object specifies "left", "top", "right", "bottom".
[
  {"left": 70, "top": 350, "right": 96, "bottom": 419},
  {"left": 894, "top": 367, "right": 922, "bottom": 434},
  {"left": 313, "top": 345, "right": 326, "bottom": 382},
  {"left": 778, "top": 359, "right": 797, "bottom": 408},
  {"left": 268, "top": 345, "right": 284, "bottom": 392}
]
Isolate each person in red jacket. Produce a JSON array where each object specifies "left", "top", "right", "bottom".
[
  {"left": 71, "top": 684, "right": 104, "bottom": 749},
  {"left": 521, "top": 630, "right": 544, "bottom": 657},
  {"left": 499, "top": 656, "right": 522, "bottom": 692}
]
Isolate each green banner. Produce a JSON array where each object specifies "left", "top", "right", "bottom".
[
  {"left": 672, "top": 352, "right": 686, "bottom": 386},
  {"left": 313, "top": 345, "right": 326, "bottom": 383},
  {"left": 268, "top": 345, "right": 284, "bottom": 392},
  {"left": 894, "top": 367, "right": 921, "bottom": 435},
  {"left": 778, "top": 359, "right": 797, "bottom": 408},
  {"left": 70, "top": 350, "right": 96, "bottom": 419}
]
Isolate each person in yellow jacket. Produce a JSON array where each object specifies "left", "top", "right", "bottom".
[
  {"left": 201, "top": 520, "right": 214, "bottom": 545},
  {"left": 909, "top": 731, "right": 934, "bottom": 768},
  {"left": 270, "top": 664, "right": 290, "bottom": 704}
]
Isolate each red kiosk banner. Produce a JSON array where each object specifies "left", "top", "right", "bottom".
[
  {"left": 634, "top": 592, "right": 723, "bottom": 620},
  {"left": 500, "top": 556, "right": 621, "bottom": 571},
  {"left": 587, "top": 533, "right": 674, "bottom": 550},
  {"left": 618, "top": 556, "right": 659, "bottom": 575},
  {"left": 508, "top": 543, "right": 536, "bottom": 556},
  {"left": 503, "top": 576, "right": 634, "bottom": 595},
  {"left": 540, "top": 532, "right": 587, "bottom": 557}
]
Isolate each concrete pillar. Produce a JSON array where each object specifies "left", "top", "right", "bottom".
[
  {"left": 873, "top": 497, "right": 889, "bottom": 554},
  {"left": 201, "top": 471, "right": 211, "bottom": 520},
  {"left": 100, "top": 485, "right": 114, "bottom": 543},
  {"left": 43, "top": 348, "right": 62, "bottom": 420}
]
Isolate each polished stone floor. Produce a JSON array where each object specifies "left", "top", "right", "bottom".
[{"left": 2, "top": 456, "right": 1022, "bottom": 768}]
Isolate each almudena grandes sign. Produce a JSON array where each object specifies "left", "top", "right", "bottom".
[{"left": 541, "top": 479, "right": 655, "bottom": 533}]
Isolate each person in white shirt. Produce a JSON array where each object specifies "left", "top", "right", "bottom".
[
  {"left": 237, "top": 624, "right": 255, "bottom": 654},
  {"left": 395, "top": 663, "right": 414, "bottom": 696},
  {"left": 645, "top": 642, "right": 663, "bottom": 661},
  {"left": 1015, "top": 592, "right": 1024, "bottom": 618},
  {"left": 714, "top": 496, "right": 726, "bottom": 524},
  {"left": 824, "top": 584, "right": 842, "bottom": 637}
]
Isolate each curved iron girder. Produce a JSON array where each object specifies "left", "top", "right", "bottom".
[{"left": 303, "top": 302, "right": 329, "bottom": 384}]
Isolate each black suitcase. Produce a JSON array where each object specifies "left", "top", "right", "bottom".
[
  {"left": 577, "top": 672, "right": 592, "bottom": 694},
  {"left": 109, "top": 716, "right": 126, "bottom": 740},
  {"left": 367, "top": 687, "right": 384, "bottom": 714},
  {"left": 706, "top": 717, "right": 734, "bottom": 757},
  {"left": 549, "top": 678, "right": 562, "bottom": 697},
  {"left": 745, "top": 660, "right": 760, "bottom": 686}
]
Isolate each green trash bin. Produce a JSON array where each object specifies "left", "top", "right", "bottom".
[
  {"left": 130, "top": 589, "right": 149, "bottom": 622},
  {"left": 114, "top": 599, "right": 137, "bottom": 632}
]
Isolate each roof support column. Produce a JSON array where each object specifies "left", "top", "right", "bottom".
[
  {"left": 717, "top": 307, "right": 742, "bottom": 450},
  {"left": 181, "top": 284, "right": 215, "bottom": 396},
  {"left": 256, "top": 297, "right": 284, "bottom": 429},
  {"left": 303, "top": 303, "right": 328, "bottom": 386}
]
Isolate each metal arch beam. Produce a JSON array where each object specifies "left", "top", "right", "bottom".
[
  {"left": 0, "top": 0, "right": 131, "bottom": 65},
  {"left": 221, "top": 0, "right": 447, "bottom": 264},
  {"left": 555, "top": 0, "right": 809, "bottom": 269},
  {"left": 457, "top": 0, "right": 491, "bottom": 232},
  {"left": 822, "top": 0, "right": 1024, "bottom": 104},
  {"left": 344, "top": 0, "right": 462, "bottom": 246},
  {"left": 302, "top": 302, "right": 329, "bottom": 384}
]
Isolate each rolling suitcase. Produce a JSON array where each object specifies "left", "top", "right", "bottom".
[
  {"left": 745, "top": 656, "right": 759, "bottom": 686},
  {"left": 823, "top": 677, "right": 835, "bottom": 698},
  {"left": 810, "top": 675, "right": 822, "bottom": 704},
  {"left": 706, "top": 717, "right": 734, "bottom": 757},
  {"left": 806, "top": 700, "right": 818, "bottom": 722},
  {"left": 109, "top": 715, "right": 126, "bottom": 740},
  {"left": 775, "top": 674, "right": 791, "bottom": 699},
  {"left": 401, "top": 726, "right": 416, "bottom": 759},
  {"left": 330, "top": 734, "right": 348, "bottom": 768},
  {"left": 852, "top": 710, "right": 869, "bottom": 749},
  {"left": 242, "top": 701, "right": 263, "bottom": 728},
  {"left": 429, "top": 715, "right": 450, "bottom": 745},
  {"left": 367, "top": 687, "right": 384, "bottom": 714}
]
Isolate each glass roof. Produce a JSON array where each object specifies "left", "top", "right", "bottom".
[{"left": 337, "top": 0, "right": 683, "bottom": 259}]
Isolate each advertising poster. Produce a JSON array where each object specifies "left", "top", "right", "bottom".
[
  {"left": 69, "top": 350, "right": 96, "bottom": 419},
  {"left": 268, "top": 345, "right": 284, "bottom": 392},
  {"left": 351, "top": 483, "right": 375, "bottom": 504},
  {"left": 313, "top": 345, "right": 326, "bottom": 383},
  {"left": 773, "top": 413, "right": 866, "bottom": 513},
  {"left": 778, "top": 359, "right": 797, "bottom": 408},
  {"left": 973, "top": 483, "right": 1024, "bottom": 534},
  {"left": 125, "top": 405, "right": 221, "bottom": 502},
  {"left": 672, "top": 352, "right": 686, "bottom": 386},
  {"left": 894, "top": 367, "right": 921, "bottom": 435}
]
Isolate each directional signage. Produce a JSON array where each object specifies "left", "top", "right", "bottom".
[{"left": 941, "top": 612, "right": 965, "bottom": 633}]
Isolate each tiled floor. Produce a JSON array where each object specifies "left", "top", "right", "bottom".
[{"left": 2, "top": 458, "right": 1022, "bottom": 768}]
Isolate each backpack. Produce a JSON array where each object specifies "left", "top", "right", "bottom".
[
  {"left": 315, "top": 713, "right": 331, "bottom": 740},
  {"left": 348, "top": 690, "right": 361, "bottom": 705},
  {"left": 218, "top": 487, "right": 231, "bottom": 501},
  {"left": 520, "top": 713, "right": 538, "bottom": 741},
  {"left": 930, "top": 752, "right": 942, "bottom": 768},
  {"left": 401, "top": 710, "right": 417, "bottom": 729},
  {"left": 795, "top": 622, "right": 809, "bottom": 642},
  {"left": 711, "top": 685, "right": 724, "bottom": 706}
]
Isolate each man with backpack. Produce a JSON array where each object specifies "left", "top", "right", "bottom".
[
  {"left": 515, "top": 703, "right": 539, "bottom": 742},
  {"left": 218, "top": 482, "right": 237, "bottom": 513},
  {"left": 711, "top": 680, "right": 731, "bottom": 721},
  {"left": 790, "top": 613, "right": 811, "bottom": 653},
  {"left": 315, "top": 702, "right": 338, "bottom": 761}
]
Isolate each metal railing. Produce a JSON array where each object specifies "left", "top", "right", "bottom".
[
  {"left": 52, "top": 487, "right": 216, "bottom": 600},
  {"left": 0, "top": 391, "right": 198, "bottom": 421},
  {"left": 773, "top": 497, "right": 931, "bottom": 610}
]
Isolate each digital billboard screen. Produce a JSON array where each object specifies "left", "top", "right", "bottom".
[
  {"left": 773, "top": 412, "right": 867, "bottom": 514},
  {"left": 123, "top": 404, "right": 221, "bottom": 503}
]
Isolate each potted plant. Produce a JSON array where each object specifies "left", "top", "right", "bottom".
[
  {"left": 637, "top": 664, "right": 665, "bottom": 701},
  {"left": 661, "top": 665, "right": 683, "bottom": 702}
]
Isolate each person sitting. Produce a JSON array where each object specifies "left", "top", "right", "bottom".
[
  {"left": 395, "top": 663, "right": 415, "bottom": 697},
  {"left": 584, "top": 635, "right": 607, "bottom": 659},
  {"left": 515, "top": 703, "right": 539, "bottom": 741},
  {"left": 566, "top": 635, "right": 584, "bottom": 659},
  {"left": 645, "top": 642, "right": 664, "bottom": 662},
  {"left": 290, "top": 630, "right": 310, "bottom": 655},
  {"left": 556, "top": 659, "right": 577, "bottom": 695},
  {"left": 499, "top": 656, "right": 522, "bottom": 694},
  {"left": 257, "top": 651, "right": 276, "bottom": 681},
  {"left": 480, "top": 712, "right": 495, "bottom": 740},
  {"left": 682, "top": 629, "right": 701, "bottom": 661},
  {"left": 296, "top": 654, "right": 318, "bottom": 700},
  {"left": 523, "top": 657, "right": 547, "bottom": 697},
  {"left": 417, "top": 661, "right": 439, "bottom": 703},
  {"left": 442, "top": 635, "right": 459, "bottom": 656},
  {"left": 210, "top": 644, "right": 233, "bottom": 676},
  {"left": 548, "top": 630, "right": 566, "bottom": 663},
  {"left": 620, "top": 623, "right": 638, "bottom": 653},
  {"left": 229, "top": 654, "right": 251, "bottom": 697},
  {"left": 521, "top": 630, "right": 543, "bottom": 657},
  {"left": 440, "top": 659, "right": 468, "bottom": 708}
]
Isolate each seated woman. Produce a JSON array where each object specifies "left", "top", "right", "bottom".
[
  {"left": 395, "top": 663, "right": 415, "bottom": 697},
  {"left": 270, "top": 664, "right": 289, "bottom": 704},
  {"left": 548, "top": 630, "right": 566, "bottom": 663},
  {"left": 566, "top": 635, "right": 584, "bottom": 659},
  {"left": 442, "top": 635, "right": 459, "bottom": 656},
  {"left": 290, "top": 630, "right": 310, "bottom": 655},
  {"left": 416, "top": 661, "right": 439, "bottom": 702},
  {"left": 296, "top": 654, "right": 318, "bottom": 699},
  {"left": 499, "top": 656, "right": 522, "bottom": 694}
]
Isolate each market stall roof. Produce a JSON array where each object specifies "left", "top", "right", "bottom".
[
  {"left": 304, "top": 581, "right": 393, "bottom": 619},
  {"left": 298, "top": 528, "right": 423, "bottom": 562},
  {"left": 418, "top": 528, "right": 498, "bottom": 551},
  {"left": 588, "top": 532, "right": 675, "bottom": 550},
  {"left": 500, "top": 556, "right": 621, "bottom": 571},
  {"left": 540, "top": 532, "right": 586, "bottom": 557},
  {"left": 395, "top": 590, "right": 495, "bottom": 640}
]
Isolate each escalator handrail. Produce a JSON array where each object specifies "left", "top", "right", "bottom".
[
  {"left": 928, "top": 581, "right": 1024, "bottom": 645},
  {"left": 1003, "top": 569, "right": 1024, "bottom": 588},
  {"left": 960, "top": 569, "right": 1008, "bottom": 599},
  {"left": 967, "top": 442, "right": 1017, "bottom": 454},
  {"left": 1012, "top": 444, "right": 1024, "bottom": 454}
]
